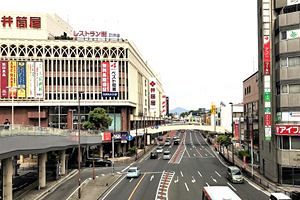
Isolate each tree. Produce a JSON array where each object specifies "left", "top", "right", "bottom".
[
  {"left": 216, "top": 135, "right": 231, "bottom": 147},
  {"left": 83, "top": 108, "right": 112, "bottom": 130}
]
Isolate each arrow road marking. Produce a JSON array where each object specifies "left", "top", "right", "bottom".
[
  {"left": 129, "top": 178, "right": 133, "bottom": 182},
  {"left": 206, "top": 182, "right": 210, "bottom": 186},
  {"left": 174, "top": 176, "right": 179, "bottom": 183},
  {"left": 198, "top": 171, "right": 202, "bottom": 177},
  {"left": 150, "top": 175, "right": 154, "bottom": 182},
  {"left": 193, "top": 154, "right": 196, "bottom": 157},
  {"left": 184, "top": 182, "right": 190, "bottom": 192},
  {"left": 215, "top": 171, "right": 221, "bottom": 177},
  {"left": 185, "top": 149, "right": 191, "bottom": 158},
  {"left": 227, "top": 182, "right": 237, "bottom": 191},
  {"left": 180, "top": 171, "right": 184, "bottom": 177},
  {"left": 211, "top": 176, "right": 217, "bottom": 183},
  {"left": 192, "top": 176, "right": 196, "bottom": 183}
]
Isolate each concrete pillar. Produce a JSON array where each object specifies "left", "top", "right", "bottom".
[
  {"left": 59, "top": 150, "right": 66, "bottom": 176},
  {"left": 19, "top": 155, "right": 24, "bottom": 163},
  {"left": 99, "top": 145, "right": 103, "bottom": 158},
  {"left": 138, "top": 137, "right": 142, "bottom": 148},
  {"left": 2, "top": 158, "right": 13, "bottom": 200},
  {"left": 117, "top": 143, "right": 122, "bottom": 155},
  {"left": 38, "top": 153, "right": 47, "bottom": 189}
]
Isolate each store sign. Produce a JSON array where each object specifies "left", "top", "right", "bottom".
[
  {"left": 103, "top": 132, "right": 112, "bottom": 141},
  {"left": 287, "top": 29, "right": 300, "bottom": 39},
  {"left": 264, "top": 91, "right": 271, "bottom": 102},
  {"left": 234, "top": 122, "right": 239, "bottom": 141},
  {"left": 276, "top": 125, "right": 300, "bottom": 135},
  {"left": 287, "top": 0, "right": 300, "bottom": 6},
  {"left": 278, "top": 112, "right": 300, "bottom": 122},
  {"left": 121, "top": 132, "right": 128, "bottom": 144},
  {"left": 161, "top": 95, "right": 167, "bottom": 115},
  {"left": 0, "top": 61, "right": 8, "bottom": 98},
  {"left": 101, "top": 61, "right": 119, "bottom": 97},
  {"left": 1, "top": 15, "right": 41, "bottom": 29},
  {"left": 265, "top": 114, "right": 271, "bottom": 126},
  {"left": 149, "top": 78, "right": 156, "bottom": 112},
  {"left": 73, "top": 30, "right": 120, "bottom": 39}
]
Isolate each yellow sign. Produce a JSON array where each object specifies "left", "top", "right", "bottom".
[{"left": 211, "top": 104, "right": 216, "bottom": 115}]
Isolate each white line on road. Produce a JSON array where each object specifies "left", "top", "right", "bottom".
[
  {"left": 244, "top": 177, "right": 270, "bottom": 196},
  {"left": 206, "top": 182, "right": 210, "bottom": 186},
  {"left": 174, "top": 176, "right": 179, "bottom": 183},
  {"left": 191, "top": 176, "right": 196, "bottom": 183},
  {"left": 102, "top": 175, "right": 126, "bottom": 200},
  {"left": 193, "top": 153, "right": 196, "bottom": 156},
  {"left": 190, "top": 148, "right": 192, "bottom": 150},
  {"left": 211, "top": 176, "right": 217, "bottom": 183},
  {"left": 121, "top": 163, "right": 134, "bottom": 172},
  {"left": 180, "top": 171, "right": 184, "bottom": 177},
  {"left": 205, "top": 154, "right": 208, "bottom": 156},
  {"left": 227, "top": 182, "right": 237, "bottom": 191},
  {"left": 129, "top": 178, "right": 133, "bottom": 182},
  {"left": 185, "top": 149, "right": 191, "bottom": 158},
  {"left": 198, "top": 171, "right": 202, "bottom": 177},
  {"left": 184, "top": 182, "right": 190, "bottom": 192},
  {"left": 215, "top": 171, "right": 221, "bottom": 177},
  {"left": 150, "top": 175, "right": 154, "bottom": 182}
]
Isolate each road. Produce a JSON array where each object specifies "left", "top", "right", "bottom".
[{"left": 102, "top": 130, "right": 269, "bottom": 200}]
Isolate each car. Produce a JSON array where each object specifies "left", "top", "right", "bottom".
[
  {"left": 150, "top": 151, "right": 158, "bottom": 159},
  {"left": 165, "top": 140, "right": 171, "bottom": 146},
  {"left": 85, "top": 159, "right": 112, "bottom": 167},
  {"left": 173, "top": 140, "right": 179, "bottom": 145},
  {"left": 163, "top": 150, "right": 171, "bottom": 160},
  {"left": 158, "top": 136, "right": 163, "bottom": 141},
  {"left": 126, "top": 167, "right": 141, "bottom": 178},
  {"left": 226, "top": 166, "right": 244, "bottom": 183},
  {"left": 269, "top": 193, "right": 291, "bottom": 200},
  {"left": 156, "top": 146, "right": 164, "bottom": 153}
]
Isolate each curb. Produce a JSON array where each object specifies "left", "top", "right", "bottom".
[
  {"left": 33, "top": 169, "right": 78, "bottom": 200},
  {"left": 97, "top": 174, "right": 124, "bottom": 200}
]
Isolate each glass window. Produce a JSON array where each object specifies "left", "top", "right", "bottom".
[
  {"left": 282, "top": 167, "right": 293, "bottom": 185},
  {"left": 281, "top": 85, "right": 288, "bottom": 94},
  {"left": 281, "top": 31, "right": 287, "bottom": 40},
  {"left": 283, "top": 136, "right": 290, "bottom": 149},
  {"left": 289, "top": 84, "right": 300, "bottom": 94},
  {"left": 280, "top": 58, "right": 287, "bottom": 67},
  {"left": 288, "top": 56, "right": 300, "bottom": 67},
  {"left": 291, "top": 137, "right": 300, "bottom": 149},
  {"left": 294, "top": 168, "right": 300, "bottom": 185}
]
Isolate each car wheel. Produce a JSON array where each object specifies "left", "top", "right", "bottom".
[{"left": 105, "top": 163, "right": 108, "bottom": 167}]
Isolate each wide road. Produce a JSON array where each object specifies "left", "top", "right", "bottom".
[{"left": 102, "top": 130, "right": 269, "bottom": 200}]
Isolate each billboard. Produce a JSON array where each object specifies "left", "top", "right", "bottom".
[
  {"left": 287, "top": 0, "right": 300, "bottom": 6},
  {"left": 149, "top": 78, "right": 156, "bottom": 112},
  {"left": 8, "top": 61, "right": 17, "bottom": 98},
  {"left": 17, "top": 61, "right": 26, "bottom": 98},
  {"left": 35, "top": 62, "right": 43, "bottom": 98},
  {"left": 234, "top": 121, "right": 239, "bottom": 141},
  {"left": 103, "top": 132, "right": 112, "bottom": 142},
  {"left": 161, "top": 95, "right": 167, "bottom": 116},
  {"left": 101, "top": 61, "right": 119, "bottom": 97},
  {"left": 109, "top": 62, "right": 119, "bottom": 95},
  {"left": 0, "top": 61, "right": 8, "bottom": 98},
  {"left": 276, "top": 125, "right": 300, "bottom": 135}
]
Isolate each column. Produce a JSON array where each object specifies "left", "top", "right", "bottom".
[
  {"left": 19, "top": 155, "right": 24, "bottom": 163},
  {"left": 117, "top": 143, "right": 122, "bottom": 155},
  {"left": 2, "top": 158, "right": 13, "bottom": 200},
  {"left": 99, "top": 145, "right": 103, "bottom": 158},
  {"left": 38, "top": 153, "right": 47, "bottom": 189},
  {"left": 138, "top": 137, "right": 142, "bottom": 148},
  {"left": 59, "top": 150, "right": 66, "bottom": 176}
]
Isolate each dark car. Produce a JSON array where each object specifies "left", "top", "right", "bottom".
[
  {"left": 150, "top": 151, "right": 158, "bottom": 159},
  {"left": 158, "top": 136, "right": 163, "bottom": 141},
  {"left": 85, "top": 159, "right": 112, "bottom": 167}
]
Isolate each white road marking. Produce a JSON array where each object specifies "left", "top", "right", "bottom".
[
  {"left": 211, "top": 176, "right": 217, "bottom": 183},
  {"left": 121, "top": 163, "right": 134, "bottom": 172},
  {"left": 191, "top": 176, "right": 196, "bottom": 183},
  {"left": 101, "top": 174, "right": 105, "bottom": 176},
  {"left": 190, "top": 148, "right": 192, "bottom": 150},
  {"left": 150, "top": 175, "right": 154, "bottom": 182},
  {"left": 174, "top": 176, "right": 179, "bottom": 183},
  {"left": 185, "top": 149, "right": 191, "bottom": 158},
  {"left": 215, "top": 171, "right": 221, "bottom": 177},
  {"left": 206, "top": 182, "right": 210, "bottom": 186},
  {"left": 193, "top": 154, "right": 196, "bottom": 156},
  {"left": 158, "top": 157, "right": 161, "bottom": 160},
  {"left": 180, "top": 171, "right": 184, "bottom": 177},
  {"left": 184, "top": 182, "right": 190, "bottom": 192},
  {"left": 205, "top": 154, "right": 208, "bottom": 156},
  {"left": 129, "top": 178, "right": 133, "bottom": 182},
  {"left": 198, "top": 171, "right": 202, "bottom": 177},
  {"left": 227, "top": 182, "right": 237, "bottom": 191},
  {"left": 102, "top": 175, "right": 126, "bottom": 200},
  {"left": 244, "top": 177, "right": 270, "bottom": 196}
]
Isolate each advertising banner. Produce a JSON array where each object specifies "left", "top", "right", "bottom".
[
  {"left": 35, "top": 62, "right": 43, "bottom": 98},
  {"left": 17, "top": 61, "right": 26, "bottom": 98},
  {"left": 264, "top": 62, "right": 270, "bottom": 75},
  {"left": 109, "top": 61, "right": 119, "bottom": 97},
  {"left": 8, "top": 61, "right": 17, "bottom": 98},
  {"left": 26, "top": 62, "right": 32, "bottom": 98},
  {"left": 29, "top": 62, "right": 35, "bottom": 98},
  {"left": 121, "top": 132, "right": 128, "bottom": 144},
  {"left": 265, "top": 114, "right": 271, "bottom": 126},
  {"left": 276, "top": 125, "right": 300, "bottom": 135},
  {"left": 234, "top": 122, "right": 239, "bottom": 141},
  {"left": 103, "top": 132, "right": 112, "bottom": 142},
  {"left": 287, "top": 29, "right": 300, "bottom": 39},
  {"left": 101, "top": 61, "right": 111, "bottom": 97},
  {"left": 287, "top": 0, "right": 300, "bottom": 6},
  {"left": 0, "top": 61, "right": 8, "bottom": 98},
  {"left": 161, "top": 95, "right": 167, "bottom": 115},
  {"left": 149, "top": 78, "right": 156, "bottom": 112}
]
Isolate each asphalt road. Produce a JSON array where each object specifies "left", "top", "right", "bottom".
[{"left": 102, "top": 130, "right": 269, "bottom": 200}]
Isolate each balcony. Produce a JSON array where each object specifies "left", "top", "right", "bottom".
[{"left": 277, "top": 149, "right": 300, "bottom": 167}]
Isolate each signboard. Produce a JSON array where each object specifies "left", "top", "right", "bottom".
[
  {"left": 17, "top": 61, "right": 26, "bottom": 98},
  {"left": 73, "top": 30, "right": 120, "bottom": 39},
  {"left": 0, "top": 61, "right": 8, "bottom": 98},
  {"left": 103, "top": 132, "right": 112, "bottom": 142},
  {"left": 265, "top": 114, "right": 271, "bottom": 126},
  {"left": 121, "top": 132, "right": 128, "bottom": 143},
  {"left": 287, "top": 29, "right": 300, "bottom": 39},
  {"left": 278, "top": 112, "right": 300, "bottom": 122},
  {"left": 287, "top": 0, "right": 300, "bottom": 6},
  {"left": 8, "top": 61, "right": 17, "bottom": 98},
  {"left": 211, "top": 104, "right": 216, "bottom": 115},
  {"left": 26, "top": 62, "right": 35, "bottom": 98},
  {"left": 1, "top": 15, "right": 41, "bottom": 29},
  {"left": 276, "top": 125, "right": 300, "bottom": 135},
  {"left": 127, "top": 134, "right": 133, "bottom": 141},
  {"left": 35, "top": 62, "right": 43, "bottom": 98},
  {"left": 161, "top": 95, "right": 167, "bottom": 116},
  {"left": 109, "top": 62, "right": 119, "bottom": 96},
  {"left": 101, "top": 61, "right": 119, "bottom": 97},
  {"left": 234, "top": 122, "right": 239, "bottom": 141},
  {"left": 149, "top": 78, "right": 156, "bottom": 112}
]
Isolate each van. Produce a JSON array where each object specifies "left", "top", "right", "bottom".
[
  {"left": 226, "top": 166, "right": 244, "bottom": 183},
  {"left": 163, "top": 150, "right": 171, "bottom": 160},
  {"left": 269, "top": 193, "right": 291, "bottom": 200}
]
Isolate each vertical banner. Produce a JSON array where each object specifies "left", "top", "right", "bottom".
[
  {"left": 161, "top": 95, "right": 167, "bottom": 116},
  {"left": 103, "top": 132, "right": 112, "bottom": 142},
  {"left": 149, "top": 78, "right": 156, "bottom": 112},
  {"left": 17, "top": 61, "right": 26, "bottom": 98},
  {"left": 234, "top": 121, "right": 240, "bottom": 141},
  {"left": 29, "top": 62, "right": 35, "bottom": 98},
  {"left": 8, "top": 61, "right": 17, "bottom": 98},
  {"left": 35, "top": 62, "right": 43, "bottom": 98},
  {"left": 0, "top": 61, "right": 8, "bottom": 98},
  {"left": 26, "top": 62, "right": 32, "bottom": 98},
  {"left": 110, "top": 62, "right": 119, "bottom": 96},
  {"left": 101, "top": 61, "right": 110, "bottom": 96}
]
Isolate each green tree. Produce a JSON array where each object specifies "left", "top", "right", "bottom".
[
  {"left": 216, "top": 135, "right": 231, "bottom": 147},
  {"left": 83, "top": 108, "right": 112, "bottom": 130}
]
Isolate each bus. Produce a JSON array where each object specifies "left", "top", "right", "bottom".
[{"left": 202, "top": 186, "right": 241, "bottom": 200}]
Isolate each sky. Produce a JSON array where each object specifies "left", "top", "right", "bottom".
[{"left": 1, "top": 0, "right": 258, "bottom": 111}]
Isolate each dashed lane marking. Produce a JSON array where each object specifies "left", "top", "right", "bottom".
[
  {"left": 227, "top": 182, "right": 237, "bottom": 191},
  {"left": 206, "top": 182, "right": 210, "bottom": 186},
  {"left": 184, "top": 182, "right": 190, "bottom": 192},
  {"left": 215, "top": 171, "right": 221, "bottom": 177},
  {"left": 129, "top": 178, "right": 133, "bottom": 182},
  {"left": 180, "top": 171, "right": 184, "bottom": 177},
  {"left": 198, "top": 171, "right": 202, "bottom": 177}
]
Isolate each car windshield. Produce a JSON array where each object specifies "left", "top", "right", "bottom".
[
  {"left": 164, "top": 152, "right": 170, "bottom": 155},
  {"left": 232, "top": 169, "right": 241, "bottom": 175},
  {"left": 128, "top": 169, "right": 137, "bottom": 173}
]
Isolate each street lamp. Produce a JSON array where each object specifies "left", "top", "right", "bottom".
[
  {"left": 112, "top": 106, "right": 116, "bottom": 175},
  {"left": 69, "top": 109, "right": 77, "bottom": 130},
  {"left": 229, "top": 102, "right": 235, "bottom": 166},
  {"left": 77, "top": 91, "right": 83, "bottom": 199},
  {"left": 6, "top": 86, "right": 22, "bottom": 129},
  {"left": 38, "top": 97, "right": 41, "bottom": 128}
]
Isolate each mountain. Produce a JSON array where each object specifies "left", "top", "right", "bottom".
[{"left": 170, "top": 107, "right": 188, "bottom": 115}]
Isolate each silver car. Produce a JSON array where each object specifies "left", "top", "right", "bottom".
[
  {"left": 163, "top": 150, "right": 171, "bottom": 160},
  {"left": 126, "top": 167, "right": 141, "bottom": 178},
  {"left": 226, "top": 166, "right": 244, "bottom": 183}
]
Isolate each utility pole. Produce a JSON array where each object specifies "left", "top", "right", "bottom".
[{"left": 77, "top": 92, "right": 82, "bottom": 199}]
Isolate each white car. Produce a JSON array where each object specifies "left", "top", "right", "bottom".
[
  {"left": 126, "top": 167, "right": 141, "bottom": 178},
  {"left": 156, "top": 146, "right": 163, "bottom": 153},
  {"left": 165, "top": 140, "right": 171, "bottom": 146},
  {"left": 163, "top": 150, "right": 171, "bottom": 160}
]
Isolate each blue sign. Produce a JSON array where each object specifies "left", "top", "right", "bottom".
[{"left": 127, "top": 135, "right": 133, "bottom": 141}]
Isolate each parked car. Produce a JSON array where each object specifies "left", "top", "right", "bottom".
[
  {"left": 85, "top": 159, "right": 112, "bottom": 167},
  {"left": 150, "top": 151, "right": 158, "bottom": 159},
  {"left": 163, "top": 150, "right": 171, "bottom": 160},
  {"left": 156, "top": 146, "right": 164, "bottom": 153},
  {"left": 269, "top": 193, "right": 291, "bottom": 200},
  {"left": 226, "top": 166, "right": 244, "bottom": 183},
  {"left": 126, "top": 167, "right": 141, "bottom": 178}
]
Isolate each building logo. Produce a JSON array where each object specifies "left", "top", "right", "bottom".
[
  {"left": 1, "top": 15, "right": 41, "bottom": 29},
  {"left": 149, "top": 78, "right": 156, "bottom": 112}
]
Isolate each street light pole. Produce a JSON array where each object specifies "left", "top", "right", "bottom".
[
  {"left": 112, "top": 106, "right": 116, "bottom": 175},
  {"left": 77, "top": 92, "right": 82, "bottom": 199},
  {"left": 38, "top": 97, "right": 41, "bottom": 128},
  {"left": 229, "top": 102, "right": 235, "bottom": 166},
  {"left": 135, "top": 121, "right": 138, "bottom": 161}
]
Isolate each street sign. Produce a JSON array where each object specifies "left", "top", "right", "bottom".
[{"left": 127, "top": 135, "right": 133, "bottom": 141}]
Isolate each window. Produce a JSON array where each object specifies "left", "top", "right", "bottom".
[
  {"left": 281, "top": 31, "right": 287, "bottom": 40},
  {"left": 281, "top": 85, "right": 288, "bottom": 94},
  {"left": 291, "top": 137, "right": 300, "bottom": 149},
  {"left": 280, "top": 58, "right": 287, "bottom": 67},
  {"left": 289, "top": 84, "right": 300, "bottom": 93},
  {"left": 288, "top": 57, "right": 300, "bottom": 67},
  {"left": 283, "top": 136, "right": 290, "bottom": 149}
]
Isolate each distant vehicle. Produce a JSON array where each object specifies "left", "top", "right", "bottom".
[
  {"left": 85, "top": 159, "right": 112, "bottom": 167},
  {"left": 156, "top": 146, "right": 164, "bottom": 153},
  {"left": 126, "top": 167, "right": 141, "bottom": 178},
  {"left": 158, "top": 136, "right": 163, "bottom": 141},
  {"left": 202, "top": 186, "right": 241, "bottom": 200},
  {"left": 150, "top": 151, "right": 158, "bottom": 159},
  {"left": 173, "top": 140, "right": 179, "bottom": 145},
  {"left": 226, "top": 166, "right": 244, "bottom": 183},
  {"left": 165, "top": 140, "right": 171, "bottom": 146},
  {"left": 269, "top": 193, "right": 291, "bottom": 200},
  {"left": 163, "top": 150, "right": 171, "bottom": 160}
]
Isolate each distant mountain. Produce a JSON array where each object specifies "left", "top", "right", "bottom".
[{"left": 170, "top": 107, "right": 188, "bottom": 115}]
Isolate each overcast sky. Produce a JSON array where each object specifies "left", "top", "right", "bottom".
[{"left": 2, "top": 0, "right": 258, "bottom": 110}]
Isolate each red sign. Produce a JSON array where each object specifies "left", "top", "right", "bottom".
[
  {"left": 0, "top": 61, "right": 8, "bottom": 98},
  {"left": 264, "top": 114, "right": 271, "bottom": 126},
  {"left": 276, "top": 125, "right": 300, "bottom": 135},
  {"left": 101, "top": 62, "right": 110, "bottom": 93},
  {"left": 264, "top": 61, "right": 270, "bottom": 75},
  {"left": 1, "top": 16, "right": 41, "bottom": 29},
  {"left": 103, "top": 132, "right": 112, "bottom": 141},
  {"left": 264, "top": 38, "right": 270, "bottom": 62},
  {"left": 73, "top": 31, "right": 120, "bottom": 38},
  {"left": 234, "top": 122, "right": 239, "bottom": 141}
]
